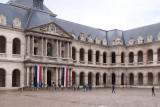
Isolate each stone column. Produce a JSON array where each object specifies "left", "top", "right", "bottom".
[
  {"left": 56, "top": 68, "right": 58, "bottom": 85},
  {"left": 59, "top": 40, "right": 61, "bottom": 57},
  {"left": 59, "top": 68, "right": 62, "bottom": 85},
  {"left": 31, "top": 66, "right": 35, "bottom": 87},
  {"left": 143, "top": 53, "right": 147, "bottom": 65},
  {"left": 70, "top": 69, "right": 72, "bottom": 86},
  {"left": 76, "top": 51, "right": 79, "bottom": 64},
  {"left": 44, "top": 67, "right": 48, "bottom": 86},
  {"left": 153, "top": 52, "right": 157, "bottom": 65},
  {"left": 70, "top": 42, "right": 72, "bottom": 59},
  {"left": 92, "top": 74, "right": 96, "bottom": 86},
  {"left": 31, "top": 36, "right": 34, "bottom": 55},
  {"left": 99, "top": 54, "right": 103, "bottom": 66},
  {"left": 134, "top": 76, "right": 138, "bottom": 86},
  {"left": 45, "top": 38, "right": 48, "bottom": 56},
  {"left": 26, "top": 67, "right": 30, "bottom": 86},
  {"left": 67, "top": 42, "right": 69, "bottom": 58},
  {"left": 5, "top": 72, "right": 12, "bottom": 87},
  {"left": 134, "top": 54, "right": 138, "bottom": 65},
  {"left": 76, "top": 74, "right": 79, "bottom": 85},
  {"left": 143, "top": 76, "right": 148, "bottom": 86},
  {"left": 154, "top": 76, "right": 158, "bottom": 85},
  {"left": 56, "top": 40, "right": 59, "bottom": 57},
  {"left": 41, "top": 37, "right": 44, "bottom": 56},
  {"left": 27, "top": 35, "right": 30, "bottom": 55},
  {"left": 85, "top": 75, "right": 88, "bottom": 85},
  {"left": 99, "top": 75, "right": 103, "bottom": 85},
  {"left": 107, "top": 55, "right": 111, "bottom": 66},
  {"left": 92, "top": 51, "right": 96, "bottom": 65},
  {"left": 116, "top": 54, "right": 120, "bottom": 66},
  {"left": 68, "top": 69, "right": 70, "bottom": 86},
  {"left": 85, "top": 52, "right": 88, "bottom": 64},
  {"left": 125, "top": 55, "right": 129, "bottom": 66}
]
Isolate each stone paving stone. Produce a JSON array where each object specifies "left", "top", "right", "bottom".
[{"left": 0, "top": 88, "right": 160, "bottom": 107}]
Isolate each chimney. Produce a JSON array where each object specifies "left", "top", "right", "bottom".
[{"left": 33, "top": 0, "right": 44, "bottom": 10}]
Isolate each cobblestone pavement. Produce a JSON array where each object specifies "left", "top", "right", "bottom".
[{"left": 0, "top": 88, "right": 160, "bottom": 107}]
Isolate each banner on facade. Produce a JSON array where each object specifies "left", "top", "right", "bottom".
[
  {"left": 34, "top": 66, "right": 42, "bottom": 87},
  {"left": 62, "top": 68, "right": 68, "bottom": 87}
]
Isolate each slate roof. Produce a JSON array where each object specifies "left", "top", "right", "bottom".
[{"left": 0, "top": 0, "right": 160, "bottom": 46}]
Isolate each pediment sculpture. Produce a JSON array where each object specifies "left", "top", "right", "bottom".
[
  {"left": 138, "top": 36, "right": 144, "bottom": 44},
  {"left": 79, "top": 33, "right": 84, "bottom": 41},
  {"left": 0, "top": 14, "right": 6, "bottom": 26},
  {"left": 13, "top": 18, "right": 21, "bottom": 29},
  {"left": 87, "top": 34, "right": 92, "bottom": 42},
  {"left": 129, "top": 38, "right": 134, "bottom": 45},
  {"left": 102, "top": 37, "right": 107, "bottom": 45},
  {"left": 95, "top": 36, "right": 100, "bottom": 44},
  {"left": 48, "top": 24, "right": 55, "bottom": 33},
  {"left": 113, "top": 36, "right": 123, "bottom": 45},
  {"left": 147, "top": 35, "right": 153, "bottom": 42},
  {"left": 40, "top": 25, "right": 48, "bottom": 32},
  {"left": 70, "top": 30, "right": 76, "bottom": 39}
]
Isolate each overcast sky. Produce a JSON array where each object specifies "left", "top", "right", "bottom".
[{"left": 1, "top": 0, "right": 160, "bottom": 30}]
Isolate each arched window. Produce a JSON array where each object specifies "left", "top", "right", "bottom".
[
  {"left": 12, "top": 69, "right": 20, "bottom": 87},
  {"left": 121, "top": 52, "right": 125, "bottom": 63},
  {"left": 138, "top": 51, "right": 143, "bottom": 63},
  {"left": 0, "top": 36, "right": 6, "bottom": 53},
  {"left": 80, "top": 48, "right": 84, "bottom": 61},
  {"left": 72, "top": 47, "right": 76, "bottom": 60},
  {"left": 103, "top": 52, "right": 107, "bottom": 63},
  {"left": 112, "top": 52, "right": 116, "bottom": 63},
  {"left": 138, "top": 73, "right": 143, "bottom": 85},
  {"left": 129, "top": 52, "right": 134, "bottom": 63},
  {"left": 47, "top": 70, "right": 51, "bottom": 86},
  {"left": 88, "top": 50, "right": 92, "bottom": 62},
  {"left": 103, "top": 73, "right": 107, "bottom": 84},
  {"left": 72, "top": 72, "right": 76, "bottom": 85},
  {"left": 147, "top": 49, "right": 153, "bottom": 64},
  {"left": 96, "top": 51, "right": 100, "bottom": 62},
  {"left": 112, "top": 73, "right": 116, "bottom": 84},
  {"left": 121, "top": 73, "right": 125, "bottom": 85},
  {"left": 129, "top": 73, "right": 134, "bottom": 85},
  {"left": 96, "top": 73, "right": 100, "bottom": 85},
  {"left": 13, "top": 38, "right": 21, "bottom": 54},
  {"left": 47, "top": 43, "right": 52, "bottom": 56}
]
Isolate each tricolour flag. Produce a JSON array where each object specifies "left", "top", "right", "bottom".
[
  {"left": 35, "top": 66, "right": 42, "bottom": 87},
  {"left": 62, "top": 68, "right": 68, "bottom": 87}
]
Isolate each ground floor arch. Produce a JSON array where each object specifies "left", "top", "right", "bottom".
[
  {"left": 121, "top": 73, "right": 125, "bottom": 85},
  {"left": 80, "top": 72, "right": 84, "bottom": 85},
  {"left": 47, "top": 70, "right": 52, "bottom": 86},
  {"left": 88, "top": 72, "right": 93, "bottom": 85},
  {"left": 72, "top": 72, "right": 76, "bottom": 85},
  {"left": 96, "top": 73, "right": 100, "bottom": 86},
  {"left": 0, "top": 68, "right": 5, "bottom": 87},
  {"left": 129, "top": 73, "right": 134, "bottom": 85},
  {"left": 103, "top": 73, "right": 107, "bottom": 85},
  {"left": 12, "top": 69, "right": 20, "bottom": 87},
  {"left": 148, "top": 73, "right": 153, "bottom": 86},
  {"left": 138, "top": 73, "right": 143, "bottom": 85},
  {"left": 112, "top": 73, "right": 116, "bottom": 85},
  {"left": 158, "top": 73, "right": 160, "bottom": 85}
]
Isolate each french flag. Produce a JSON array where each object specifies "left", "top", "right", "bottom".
[
  {"left": 62, "top": 68, "right": 68, "bottom": 87},
  {"left": 35, "top": 66, "right": 42, "bottom": 87}
]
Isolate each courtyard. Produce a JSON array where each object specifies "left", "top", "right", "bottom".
[{"left": 0, "top": 88, "right": 160, "bottom": 107}]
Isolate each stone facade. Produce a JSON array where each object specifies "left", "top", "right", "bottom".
[{"left": 0, "top": 0, "right": 160, "bottom": 89}]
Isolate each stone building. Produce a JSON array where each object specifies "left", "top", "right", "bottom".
[{"left": 0, "top": 0, "right": 160, "bottom": 89}]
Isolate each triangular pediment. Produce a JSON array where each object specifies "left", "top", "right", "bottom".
[{"left": 28, "top": 23, "right": 74, "bottom": 39}]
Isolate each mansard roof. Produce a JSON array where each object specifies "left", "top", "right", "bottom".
[{"left": 1, "top": 0, "right": 160, "bottom": 46}]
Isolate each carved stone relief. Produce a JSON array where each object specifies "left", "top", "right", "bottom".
[
  {"left": 102, "top": 37, "right": 107, "bottom": 45},
  {"left": 113, "top": 36, "right": 123, "bottom": 45},
  {"left": 87, "top": 34, "right": 92, "bottom": 42},
  {"left": 40, "top": 25, "right": 48, "bottom": 32},
  {"left": 95, "top": 36, "right": 100, "bottom": 44},
  {"left": 0, "top": 14, "right": 6, "bottom": 26},
  {"left": 129, "top": 38, "right": 134, "bottom": 46},
  {"left": 79, "top": 33, "right": 84, "bottom": 41},
  {"left": 70, "top": 31, "right": 76, "bottom": 39},
  {"left": 48, "top": 24, "right": 55, "bottom": 33},
  {"left": 13, "top": 18, "right": 21, "bottom": 29},
  {"left": 138, "top": 36, "right": 144, "bottom": 44},
  {"left": 147, "top": 35, "right": 153, "bottom": 42}
]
